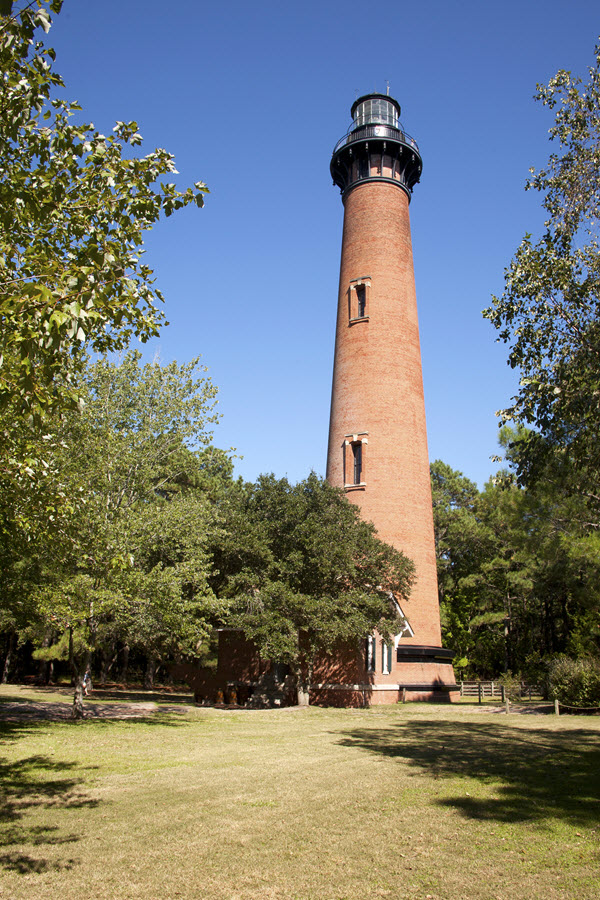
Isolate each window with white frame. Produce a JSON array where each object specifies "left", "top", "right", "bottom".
[
  {"left": 382, "top": 642, "right": 393, "bottom": 675},
  {"left": 344, "top": 433, "right": 368, "bottom": 489},
  {"left": 356, "top": 283, "right": 366, "bottom": 318},
  {"left": 348, "top": 278, "right": 370, "bottom": 321},
  {"left": 352, "top": 441, "right": 362, "bottom": 485}
]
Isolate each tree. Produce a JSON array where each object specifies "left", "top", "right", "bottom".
[
  {"left": 430, "top": 461, "right": 491, "bottom": 673},
  {"left": 121, "top": 493, "right": 225, "bottom": 688},
  {"left": 484, "top": 40, "right": 600, "bottom": 513},
  {"left": 0, "top": 1, "right": 207, "bottom": 419},
  {"left": 26, "top": 352, "right": 221, "bottom": 716},
  {"left": 213, "top": 473, "right": 414, "bottom": 705},
  {"left": 0, "top": 1, "right": 208, "bottom": 550},
  {"left": 548, "top": 656, "right": 600, "bottom": 707},
  {"left": 431, "top": 447, "right": 600, "bottom": 680}
]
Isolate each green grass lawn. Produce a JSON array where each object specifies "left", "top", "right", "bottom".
[{"left": 1, "top": 686, "right": 599, "bottom": 900}]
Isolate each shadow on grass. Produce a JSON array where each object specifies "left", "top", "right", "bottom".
[
  {"left": 338, "top": 720, "right": 600, "bottom": 828},
  {"left": 0, "top": 711, "right": 187, "bottom": 875},
  {"left": 0, "top": 748, "right": 98, "bottom": 874},
  {"left": 87, "top": 689, "right": 193, "bottom": 704},
  {"left": 19, "top": 684, "right": 194, "bottom": 704},
  {"left": 0, "top": 694, "right": 64, "bottom": 705},
  {"left": 0, "top": 696, "right": 195, "bottom": 723},
  {"left": 84, "top": 712, "right": 191, "bottom": 727}
]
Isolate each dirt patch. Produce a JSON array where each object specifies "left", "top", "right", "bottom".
[
  {"left": 0, "top": 694, "right": 557, "bottom": 722},
  {"left": 0, "top": 700, "right": 195, "bottom": 722},
  {"left": 463, "top": 702, "right": 554, "bottom": 715}
]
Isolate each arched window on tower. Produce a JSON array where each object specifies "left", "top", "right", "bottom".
[
  {"left": 356, "top": 284, "right": 366, "bottom": 318},
  {"left": 343, "top": 433, "right": 368, "bottom": 489},
  {"left": 348, "top": 278, "right": 370, "bottom": 322},
  {"left": 352, "top": 441, "right": 362, "bottom": 485}
]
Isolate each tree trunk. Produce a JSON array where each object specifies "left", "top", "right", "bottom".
[
  {"left": 71, "top": 648, "right": 91, "bottom": 720},
  {"left": 69, "top": 626, "right": 75, "bottom": 686},
  {"left": 144, "top": 655, "right": 156, "bottom": 690},
  {"left": 37, "top": 637, "right": 48, "bottom": 683},
  {"left": 100, "top": 643, "right": 117, "bottom": 685},
  {"left": 72, "top": 676, "right": 85, "bottom": 719},
  {"left": 2, "top": 631, "right": 16, "bottom": 684},
  {"left": 37, "top": 630, "right": 52, "bottom": 684},
  {"left": 503, "top": 593, "right": 511, "bottom": 673},
  {"left": 120, "top": 643, "right": 129, "bottom": 685}
]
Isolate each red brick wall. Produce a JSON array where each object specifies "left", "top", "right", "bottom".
[
  {"left": 327, "top": 180, "right": 441, "bottom": 647},
  {"left": 216, "top": 631, "right": 266, "bottom": 682}
]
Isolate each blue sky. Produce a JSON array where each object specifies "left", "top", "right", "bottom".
[{"left": 48, "top": 0, "right": 599, "bottom": 487}]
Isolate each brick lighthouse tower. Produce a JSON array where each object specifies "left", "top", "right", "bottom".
[{"left": 326, "top": 92, "right": 457, "bottom": 702}]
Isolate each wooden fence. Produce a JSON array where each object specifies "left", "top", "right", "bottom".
[{"left": 459, "top": 681, "right": 544, "bottom": 701}]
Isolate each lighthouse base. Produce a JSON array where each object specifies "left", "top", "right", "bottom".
[
  {"left": 174, "top": 632, "right": 459, "bottom": 708},
  {"left": 309, "top": 646, "right": 459, "bottom": 706},
  {"left": 308, "top": 678, "right": 459, "bottom": 707}
]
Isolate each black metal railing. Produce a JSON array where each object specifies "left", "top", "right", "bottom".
[{"left": 332, "top": 123, "right": 420, "bottom": 156}]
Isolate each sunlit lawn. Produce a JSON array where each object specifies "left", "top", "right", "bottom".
[{"left": 0, "top": 684, "right": 599, "bottom": 899}]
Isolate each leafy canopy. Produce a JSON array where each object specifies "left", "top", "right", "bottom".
[
  {"left": 21, "top": 352, "right": 223, "bottom": 710},
  {"left": 484, "top": 40, "right": 600, "bottom": 509},
  {"left": 0, "top": 1, "right": 208, "bottom": 419},
  {"left": 431, "top": 447, "right": 600, "bottom": 680},
  {"left": 214, "top": 473, "right": 414, "bottom": 674}
]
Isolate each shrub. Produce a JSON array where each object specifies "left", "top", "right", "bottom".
[
  {"left": 548, "top": 656, "right": 600, "bottom": 708},
  {"left": 498, "top": 671, "right": 522, "bottom": 702}
]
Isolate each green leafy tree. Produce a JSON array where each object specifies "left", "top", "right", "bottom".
[
  {"left": 0, "top": 1, "right": 207, "bottom": 419},
  {"left": 121, "top": 494, "right": 225, "bottom": 688},
  {"left": 484, "top": 40, "right": 600, "bottom": 513},
  {"left": 466, "top": 476, "right": 549, "bottom": 677},
  {"left": 549, "top": 656, "right": 600, "bottom": 707},
  {"left": 214, "top": 473, "right": 414, "bottom": 705},
  {"left": 27, "top": 352, "right": 221, "bottom": 716},
  {"left": 430, "top": 460, "right": 490, "bottom": 673},
  {"left": 432, "top": 445, "right": 600, "bottom": 680},
  {"left": 0, "top": 1, "right": 207, "bottom": 558}
]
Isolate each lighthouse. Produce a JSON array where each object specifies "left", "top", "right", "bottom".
[{"left": 326, "top": 92, "right": 457, "bottom": 701}]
